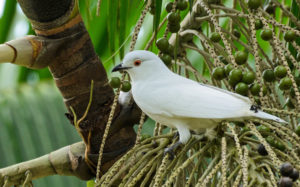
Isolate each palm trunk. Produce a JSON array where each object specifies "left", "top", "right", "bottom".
[{"left": 15, "top": 0, "right": 140, "bottom": 177}]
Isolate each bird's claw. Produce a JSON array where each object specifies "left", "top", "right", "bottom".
[
  {"left": 164, "top": 147, "right": 175, "bottom": 160},
  {"left": 173, "top": 131, "right": 179, "bottom": 139},
  {"left": 250, "top": 104, "right": 261, "bottom": 113},
  {"left": 163, "top": 141, "right": 182, "bottom": 160}
]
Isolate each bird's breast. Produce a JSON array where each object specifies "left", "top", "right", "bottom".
[
  {"left": 131, "top": 81, "right": 162, "bottom": 103},
  {"left": 131, "top": 81, "right": 167, "bottom": 113}
]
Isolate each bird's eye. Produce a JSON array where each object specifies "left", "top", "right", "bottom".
[{"left": 134, "top": 60, "right": 141, "bottom": 66}]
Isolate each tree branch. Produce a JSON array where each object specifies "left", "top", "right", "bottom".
[{"left": 0, "top": 142, "right": 91, "bottom": 187}]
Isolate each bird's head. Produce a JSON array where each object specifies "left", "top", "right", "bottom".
[{"left": 112, "top": 50, "right": 169, "bottom": 81}]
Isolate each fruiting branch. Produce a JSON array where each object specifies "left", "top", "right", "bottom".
[{"left": 100, "top": 0, "right": 300, "bottom": 186}]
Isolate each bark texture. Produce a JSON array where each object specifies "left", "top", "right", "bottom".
[{"left": 18, "top": 0, "right": 72, "bottom": 22}]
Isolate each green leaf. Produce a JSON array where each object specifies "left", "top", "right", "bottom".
[
  {"left": 0, "top": 0, "right": 16, "bottom": 43},
  {"left": 153, "top": 0, "right": 162, "bottom": 34},
  {"left": 0, "top": 82, "right": 84, "bottom": 186},
  {"left": 107, "top": 0, "right": 118, "bottom": 64},
  {"left": 86, "top": 180, "right": 96, "bottom": 187},
  {"left": 85, "top": 0, "right": 92, "bottom": 24},
  {"left": 174, "top": 33, "right": 179, "bottom": 70},
  {"left": 119, "top": 0, "right": 129, "bottom": 59},
  {"left": 288, "top": 0, "right": 300, "bottom": 56},
  {"left": 143, "top": 0, "right": 150, "bottom": 7},
  {"left": 189, "top": 0, "right": 194, "bottom": 13}
]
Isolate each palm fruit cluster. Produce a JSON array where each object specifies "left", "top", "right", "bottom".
[
  {"left": 278, "top": 163, "right": 299, "bottom": 187},
  {"left": 109, "top": 77, "right": 131, "bottom": 92},
  {"left": 157, "top": 0, "right": 189, "bottom": 65},
  {"left": 104, "top": 0, "right": 300, "bottom": 186}
]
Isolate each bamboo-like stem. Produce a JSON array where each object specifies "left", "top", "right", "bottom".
[
  {"left": 0, "top": 44, "right": 15, "bottom": 63},
  {"left": 221, "top": 137, "right": 227, "bottom": 187},
  {"left": 242, "top": 146, "right": 248, "bottom": 187},
  {"left": 0, "top": 142, "right": 92, "bottom": 187},
  {"left": 232, "top": 170, "right": 242, "bottom": 187}
]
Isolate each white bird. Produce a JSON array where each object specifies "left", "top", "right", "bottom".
[{"left": 112, "top": 50, "right": 286, "bottom": 154}]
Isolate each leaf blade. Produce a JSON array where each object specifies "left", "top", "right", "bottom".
[
  {"left": 153, "top": 0, "right": 162, "bottom": 34},
  {"left": 119, "top": 0, "right": 129, "bottom": 59}
]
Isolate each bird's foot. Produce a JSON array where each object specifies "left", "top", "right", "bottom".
[
  {"left": 164, "top": 147, "right": 176, "bottom": 160},
  {"left": 163, "top": 141, "right": 182, "bottom": 160},
  {"left": 192, "top": 134, "right": 206, "bottom": 141},
  {"left": 204, "top": 128, "right": 217, "bottom": 141},
  {"left": 250, "top": 104, "right": 261, "bottom": 113},
  {"left": 173, "top": 131, "right": 179, "bottom": 139}
]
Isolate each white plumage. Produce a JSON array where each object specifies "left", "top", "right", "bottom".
[{"left": 113, "top": 50, "right": 286, "bottom": 145}]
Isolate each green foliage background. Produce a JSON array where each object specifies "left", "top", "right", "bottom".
[{"left": 0, "top": 83, "right": 84, "bottom": 186}]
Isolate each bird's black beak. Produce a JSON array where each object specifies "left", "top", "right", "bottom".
[{"left": 112, "top": 64, "right": 131, "bottom": 72}]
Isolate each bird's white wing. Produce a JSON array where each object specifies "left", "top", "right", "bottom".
[
  {"left": 198, "top": 83, "right": 250, "bottom": 103},
  {"left": 135, "top": 76, "right": 253, "bottom": 119}
]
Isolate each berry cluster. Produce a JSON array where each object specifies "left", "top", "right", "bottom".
[
  {"left": 278, "top": 163, "right": 299, "bottom": 187},
  {"left": 107, "top": 0, "right": 300, "bottom": 185},
  {"left": 109, "top": 77, "right": 131, "bottom": 92}
]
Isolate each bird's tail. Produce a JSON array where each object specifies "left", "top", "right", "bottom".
[{"left": 254, "top": 111, "right": 287, "bottom": 124}]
